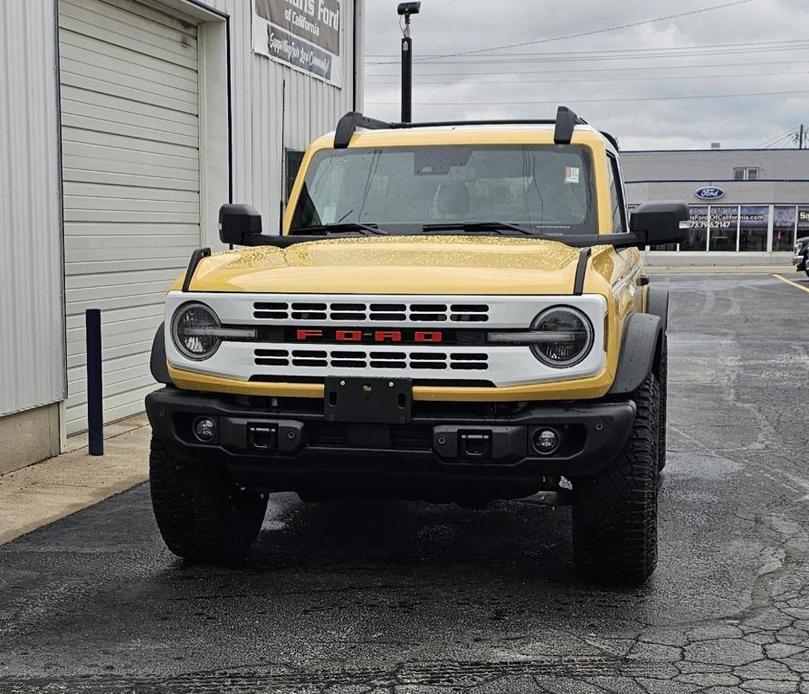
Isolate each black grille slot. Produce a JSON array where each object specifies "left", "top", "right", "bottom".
[
  {"left": 409, "top": 304, "right": 447, "bottom": 322},
  {"left": 370, "top": 352, "right": 406, "bottom": 359},
  {"left": 450, "top": 304, "right": 490, "bottom": 322},
  {"left": 254, "top": 302, "right": 289, "bottom": 319},
  {"left": 291, "top": 349, "right": 327, "bottom": 368},
  {"left": 450, "top": 353, "right": 488, "bottom": 370},
  {"left": 370, "top": 313, "right": 407, "bottom": 321},
  {"left": 370, "top": 351, "right": 406, "bottom": 369},
  {"left": 370, "top": 303, "right": 406, "bottom": 311},
  {"left": 330, "top": 304, "right": 366, "bottom": 321},
  {"left": 292, "top": 358, "right": 328, "bottom": 367},
  {"left": 291, "top": 303, "right": 327, "bottom": 321},
  {"left": 254, "top": 348, "right": 290, "bottom": 366},
  {"left": 331, "top": 350, "right": 367, "bottom": 369},
  {"left": 255, "top": 357, "right": 289, "bottom": 366},
  {"left": 370, "top": 303, "right": 407, "bottom": 321},
  {"left": 450, "top": 314, "right": 488, "bottom": 322},
  {"left": 410, "top": 352, "right": 448, "bottom": 369}
]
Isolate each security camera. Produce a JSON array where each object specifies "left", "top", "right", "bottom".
[{"left": 397, "top": 2, "right": 421, "bottom": 16}]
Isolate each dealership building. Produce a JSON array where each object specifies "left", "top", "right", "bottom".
[
  {"left": 0, "top": 0, "right": 364, "bottom": 473},
  {"left": 622, "top": 148, "right": 809, "bottom": 259}
]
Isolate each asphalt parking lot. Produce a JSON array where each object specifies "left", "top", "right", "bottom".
[{"left": 1, "top": 271, "right": 808, "bottom": 694}]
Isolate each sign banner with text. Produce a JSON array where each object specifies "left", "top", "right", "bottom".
[{"left": 253, "top": 0, "right": 342, "bottom": 86}]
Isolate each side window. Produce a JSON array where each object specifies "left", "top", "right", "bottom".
[{"left": 607, "top": 155, "right": 626, "bottom": 233}]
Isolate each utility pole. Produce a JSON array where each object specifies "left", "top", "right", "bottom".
[
  {"left": 800, "top": 124, "right": 806, "bottom": 150},
  {"left": 397, "top": 2, "right": 421, "bottom": 123}
]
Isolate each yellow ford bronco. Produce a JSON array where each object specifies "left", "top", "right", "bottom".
[{"left": 146, "top": 107, "right": 688, "bottom": 585}]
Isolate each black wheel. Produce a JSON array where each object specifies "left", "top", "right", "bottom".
[
  {"left": 149, "top": 437, "right": 268, "bottom": 563},
  {"left": 804, "top": 267, "right": 809, "bottom": 278},
  {"left": 572, "top": 373, "right": 660, "bottom": 586},
  {"left": 658, "top": 336, "right": 668, "bottom": 472}
]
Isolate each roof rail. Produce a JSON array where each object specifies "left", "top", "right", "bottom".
[
  {"left": 332, "top": 105, "right": 591, "bottom": 149},
  {"left": 334, "top": 112, "right": 392, "bottom": 148}
]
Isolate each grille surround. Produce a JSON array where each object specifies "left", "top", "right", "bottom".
[{"left": 164, "top": 292, "right": 609, "bottom": 388}]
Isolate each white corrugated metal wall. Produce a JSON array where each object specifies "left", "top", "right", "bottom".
[
  {"left": 0, "top": 0, "right": 66, "bottom": 417},
  {"left": 207, "top": 0, "right": 359, "bottom": 233}
]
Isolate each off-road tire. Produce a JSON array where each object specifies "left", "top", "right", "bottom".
[
  {"left": 658, "top": 336, "right": 668, "bottom": 472},
  {"left": 149, "top": 437, "right": 268, "bottom": 564},
  {"left": 572, "top": 373, "right": 660, "bottom": 586}
]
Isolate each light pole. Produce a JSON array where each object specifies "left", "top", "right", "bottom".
[{"left": 398, "top": 2, "right": 421, "bottom": 123}]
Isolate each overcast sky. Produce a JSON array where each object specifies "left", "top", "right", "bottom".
[{"left": 361, "top": 0, "right": 809, "bottom": 150}]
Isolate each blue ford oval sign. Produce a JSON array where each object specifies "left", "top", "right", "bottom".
[{"left": 695, "top": 186, "right": 726, "bottom": 200}]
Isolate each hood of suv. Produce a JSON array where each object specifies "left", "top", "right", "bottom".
[{"left": 182, "top": 236, "right": 610, "bottom": 295}]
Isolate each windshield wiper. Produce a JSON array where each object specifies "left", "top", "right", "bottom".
[
  {"left": 420, "top": 221, "right": 541, "bottom": 237},
  {"left": 291, "top": 223, "right": 387, "bottom": 237}
]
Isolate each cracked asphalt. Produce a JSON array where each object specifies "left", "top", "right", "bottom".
[{"left": 1, "top": 272, "right": 809, "bottom": 694}]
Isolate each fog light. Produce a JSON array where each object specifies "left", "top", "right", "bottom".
[
  {"left": 532, "top": 428, "right": 560, "bottom": 455},
  {"left": 193, "top": 416, "right": 217, "bottom": 443}
]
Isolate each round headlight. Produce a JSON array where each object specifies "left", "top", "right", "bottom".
[
  {"left": 171, "top": 303, "right": 222, "bottom": 360},
  {"left": 530, "top": 307, "right": 594, "bottom": 368}
]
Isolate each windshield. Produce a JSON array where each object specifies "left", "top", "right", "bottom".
[{"left": 291, "top": 145, "right": 596, "bottom": 235}]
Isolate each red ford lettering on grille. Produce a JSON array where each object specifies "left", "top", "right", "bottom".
[
  {"left": 374, "top": 330, "right": 402, "bottom": 343},
  {"left": 295, "top": 329, "right": 444, "bottom": 344},
  {"left": 415, "top": 331, "right": 443, "bottom": 343},
  {"left": 296, "top": 329, "right": 323, "bottom": 341},
  {"left": 335, "top": 330, "right": 363, "bottom": 342}
]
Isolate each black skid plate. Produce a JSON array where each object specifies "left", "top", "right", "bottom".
[{"left": 324, "top": 377, "right": 412, "bottom": 424}]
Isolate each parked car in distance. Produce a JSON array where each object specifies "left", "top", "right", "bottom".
[{"left": 794, "top": 236, "right": 809, "bottom": 277}]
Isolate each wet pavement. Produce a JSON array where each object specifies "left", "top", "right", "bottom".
[{"left": 1, "top": 272, "right": 808, "bottom": 693}]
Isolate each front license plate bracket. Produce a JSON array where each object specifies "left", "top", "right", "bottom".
[{"left": 324, "top": 377, "right": 412, "bottom": 424}]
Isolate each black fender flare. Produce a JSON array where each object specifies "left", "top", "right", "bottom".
[
  {"left": 150, "top": 322, "right": 173, "bottom": 385},
  {"left": 607, "top": 313, "right": 663, "bottom": 396},
  {"left": 646, "top": 286, "right": 669, "bottom": 335}
]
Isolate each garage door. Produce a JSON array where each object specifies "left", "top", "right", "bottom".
[{"left": 58, "top": 0, "right": 201, "bottom": 434}]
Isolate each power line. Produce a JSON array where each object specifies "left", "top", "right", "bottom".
[
  {"left": 755, "top": 129, "right": 799, "bottom": 147},
  {"left": 366, "top": 71, "right": 809, "bottom": 86},
  {"left": 367, "top": 89, "right": 809, "bottom": 107},
  {"left": 367, "top": 44, "right": 809, "bottom": 67},
  {"left": 363, "top": 59, "right": 809, "bottom": 79},
  {"left": 366, "top": 38, "right": 808, "bottom": 61},
  {"left": 369, "top": 0, "right": 758, "bottom": 64}
]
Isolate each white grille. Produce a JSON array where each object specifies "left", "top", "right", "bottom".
[
  {"left": 253, "top": 301, "right": 490, "bottom": 323},
  {"left": 164, "top": 292, "right": 609, "bottom": 387},
  {"left": 254, "top": 348, "right": 489, "bottom": 371}
]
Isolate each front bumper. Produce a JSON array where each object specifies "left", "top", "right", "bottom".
[
  {"left": 146, "top": 388, "right": 636, "bottom": 500},
  {"left": 793, "top": 253, "right": 806, "bottom": 270}
]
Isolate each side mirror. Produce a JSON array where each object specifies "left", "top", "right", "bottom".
[
  {"left": 630, "top": 201, "right": 690, "bottom": 247},
  {"left": 219, "top": 204, "right": 262, "bottom": 245}
]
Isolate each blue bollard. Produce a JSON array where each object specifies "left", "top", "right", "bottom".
[{"left": 85, "top": 308, "right": 103, "bottom": 456}]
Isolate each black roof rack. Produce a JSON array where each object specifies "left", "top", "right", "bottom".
[{"left": 333, "top": 105, "right": 598, "bottom": 149}]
